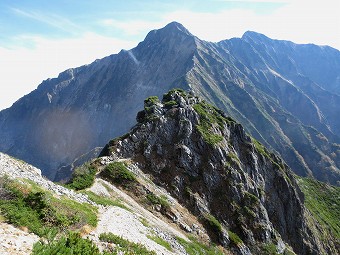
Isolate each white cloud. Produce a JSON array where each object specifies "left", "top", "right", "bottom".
[
  {"left": 0, "top": 33, "right": 137, "bottom": 110},
  {"left": 100, "top": 19, "right": 164, "bottom": 36},
  {"left": 11, "top": 8, "right": 81, "bottom": 34},
  {"left": 165, "top": 0, "right": 340, "bottom": 49}
]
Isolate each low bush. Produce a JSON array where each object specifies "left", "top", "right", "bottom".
[
  {"left": 99, "top": 232, "right": 156, "bottom": 255},
  {"left": 32, "top": 231, "right": 100, "bottom": 255},
  {"left": 228, "top": 230, "right": 243, "bottom": 246},
  {"left": 67, "top": 163, "right": 97, "bottom": 190},
  {"left": 203, "top": 213, "right": 222, "bottom": 233},
  {"left": 0, "top": 179, "right": 97, "bottom": 237},
  {"left": 101, "top": 162, "right": 136, "bottom": 187},
  {"left": 146, "top": 193, "right": 170, "bottom": 209}
]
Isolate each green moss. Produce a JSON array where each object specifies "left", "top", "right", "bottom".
[
  {"left": 297, "top": 177, "right": 340, "bottom": 239},
  {"left": 101, "top": 162, "right": 136, "bottom": 187},
  {"left": 99, "top": 232, "right": 156, "bottom": 255},
  {"left": 176, "top": 236, "right": 223, "bottom": 255}
]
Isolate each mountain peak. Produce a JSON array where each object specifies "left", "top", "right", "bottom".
[
  {"left": 242, "top": 31, "right": 270, "bottom": 43},
  {"left": 143, "top": 21, "right": 193, "bottom": 43},
  {"left": 163, "top": 21, "right": 192, "bottom": 34}
]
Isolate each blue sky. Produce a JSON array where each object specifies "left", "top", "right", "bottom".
[{"left": 0, "top": 0, "right": 339, "bottom": 110}]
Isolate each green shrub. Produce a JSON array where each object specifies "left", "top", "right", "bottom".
[
  {"left": 261, "top": 243, "right": 279, "bottom": 255},
  {"left": 203, "top": 213, "right": 222, "bottom": 233},
  {"left": 67, "top": 163, "right": 97, "bottom": 190},
  {"left": 101, "top": 162, "right": 136, "bottom": 186},
  {"left": 99, "top": 232, "right": 156, "bottom": 255},
  {"left": 144, "top": 96, "right": 160, "bottom": 105},
  {"left": 163, "top": 100, "right": 178, "bottom": 109},
  {"left": 32, "top": 231, "right": 100, "bottom": 255},
  {"left": 146, "top": 193, "right": 170, "bottom": 209},
  {"left": 228, "top": 230, "right": 243, "bottom": 246}
]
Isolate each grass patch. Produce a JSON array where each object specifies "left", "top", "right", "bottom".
[
  {"left": 0, "top": 179, "right": 97, "bottom": 237},
  {"left": 147, "top": 235, "right": 172, "bottom": 251},
  {"left": 99, "top": 232, "right": 156, "bottom": 255},
  {"left": 140, "top": 217, "right": 150, "bottom": 227},
  {"left": 193, "top": 101, "right": 232, "bottom": 146},
  {"left": 32, "top": 231, "right": 100, "bottom": 255},
  {"left": 260, "top": 243, "right": 279, "bottom": 255},
  {"left": 252, "top": 138, "right": 271, "bottom": 159},
  {"left": 176, "top": 236, "right": 223, "bottom": 255},
  {"left": 66, "top": 163, "right": 97, "bottom": 191},
  {"left": 297, "top": 177, "right": 340, "bottom": 239},
  {"left": 101, "top": 162, "right": 136, "bottom": 187},
  {"left": 81, "top": 191, "right": 128, "bottom": 210}
]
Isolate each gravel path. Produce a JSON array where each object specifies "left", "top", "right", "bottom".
[
  {"left": 88, "top": 179, "right": 187, "bottom": 255},
  {"left": 0, "top": 223, "right": 39, "bottom": 255}
]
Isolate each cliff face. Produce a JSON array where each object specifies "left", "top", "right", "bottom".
[
  {"left": 0, "top": 22, "right": 340, "bottom": 184},
  {"left": 100, "top": 89, "right": 339, "bottom": 255}
]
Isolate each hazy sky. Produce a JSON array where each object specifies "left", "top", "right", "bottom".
[{"left": 0, "top": 0, "right": 339, "bottom": 110}]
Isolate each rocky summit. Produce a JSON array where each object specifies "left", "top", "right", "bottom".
[
  {"left": 0, "top": 22, "right": 339, "bottom": 185},
  {"left": 99, "top": 89, "right": 339, "bottom": 255}
]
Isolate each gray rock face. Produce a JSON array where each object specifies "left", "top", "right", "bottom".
[
  {"left": 0, "top": 22, "right": 340, "bottom": 185},
  {"left": 100, "top": 90, "right": 338, "bottom": 255}
]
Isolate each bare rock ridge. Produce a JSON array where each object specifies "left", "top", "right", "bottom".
[
  {"left": 99, "top": 89, "right": 339, "bottom": 255},
  {"left": 0, "top": 21, "right": 340, "bottom": 185}
]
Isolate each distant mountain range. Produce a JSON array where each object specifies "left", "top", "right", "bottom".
[{"left": 0, "top": 22, "right": 339, "bottom": 185}]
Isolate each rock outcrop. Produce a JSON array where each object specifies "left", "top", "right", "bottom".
[{"left": 100, "top": 89, "right": 339, "bottom": 254}]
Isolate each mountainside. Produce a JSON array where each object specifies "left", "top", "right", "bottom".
[
  {"left": 0, "top": 22, "right": 340, "bottom": 184},
  {"left": 99, "top": 89, "right": 339, "bottom": 254},
  {"left": 1, "top": 90, "right": 339, "bottom": 255}
]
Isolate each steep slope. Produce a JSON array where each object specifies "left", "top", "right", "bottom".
[
  {"left": 99, "top": 89, "right": 339, "bottom": 254},
  {"left": 0, "top": 151, "right": 223, "bottom": 255},
  {"left": 1, "top": 22, "right": 340, "bottom": 185}
]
